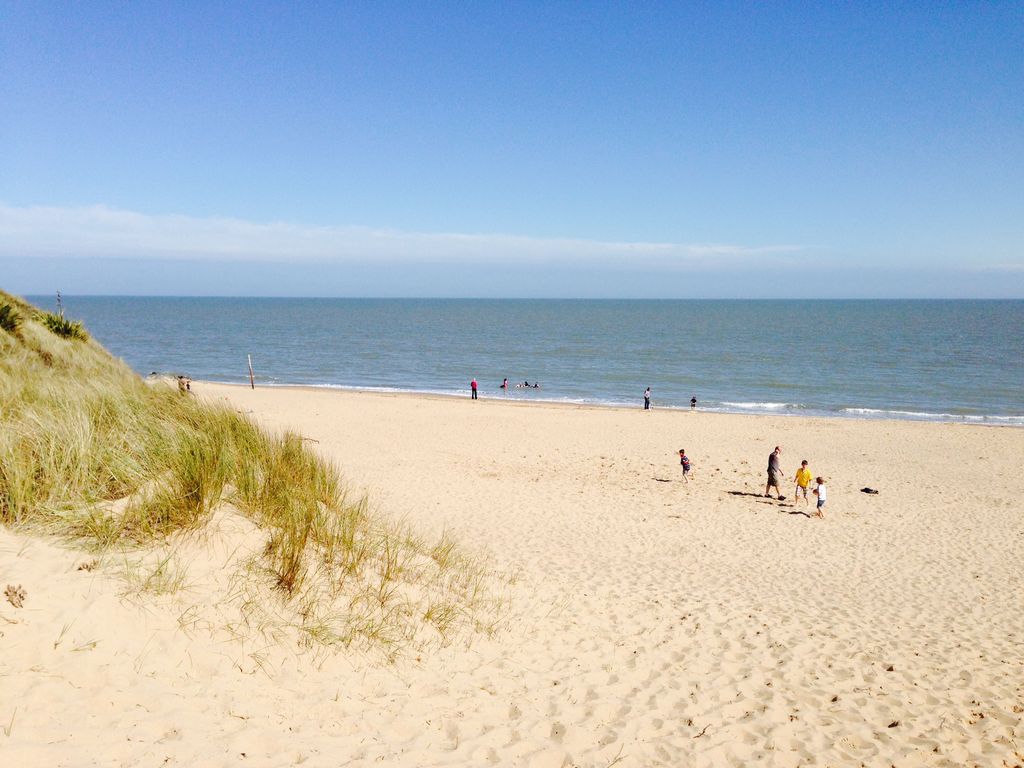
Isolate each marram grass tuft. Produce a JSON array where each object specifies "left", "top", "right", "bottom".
[{"left": 0, "top": 290, "right": 509, "bottom": 655}]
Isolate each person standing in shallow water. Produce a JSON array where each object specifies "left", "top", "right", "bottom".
[
  {"left": 690, "top": 395, "right": 697, "bottom": 410},
  {"left": 470, "top": 378, "right": 478, "bottom": 400},
  {"left": 644, "top": 387, "right": 651, "bottom": 410}
]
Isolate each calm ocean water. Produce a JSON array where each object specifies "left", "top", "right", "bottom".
[{"left": 31, "top": 297, "right": 1024, "bottom": 425}]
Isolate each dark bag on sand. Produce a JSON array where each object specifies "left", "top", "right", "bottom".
[{"left": 860, "top": 487, "right": 879, "bottom": 494}]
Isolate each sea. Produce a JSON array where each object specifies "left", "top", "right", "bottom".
[{"left": 30, "top": 297, "right": 1024, "bottom": 426}]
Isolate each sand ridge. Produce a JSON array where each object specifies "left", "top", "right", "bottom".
[{"left": 2, "top": 383, "right": 1023, "bottom": 766}]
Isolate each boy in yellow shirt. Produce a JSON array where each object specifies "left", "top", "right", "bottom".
[{"left": 794, "top": 460, "right": 813, "bottom": 508}]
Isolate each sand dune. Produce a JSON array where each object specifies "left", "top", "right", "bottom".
[{"left": 3, "top": 383, "right": 1022, "bottom": 766}]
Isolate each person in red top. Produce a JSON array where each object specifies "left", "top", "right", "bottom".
[
  {"left": 678, "top": 448, "right": 691, "bottom": 483},
  {"left": 470, "top": 378, "right": 478, "bottom": 400}
]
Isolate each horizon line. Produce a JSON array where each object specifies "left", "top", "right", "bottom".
[{"left": 18, "top": 293, "right": 1024, "bottom": 302}]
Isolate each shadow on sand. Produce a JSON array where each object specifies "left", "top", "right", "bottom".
[{"left": 727, "top": 490, "right": 787, "bottom": 502}]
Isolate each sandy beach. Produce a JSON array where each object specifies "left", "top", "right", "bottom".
[{"left": 3, "top": 382, "right": 1023, "bottom": 767}]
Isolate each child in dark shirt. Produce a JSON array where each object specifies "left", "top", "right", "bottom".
[{"left": 678, "top": 449, "right": 691, "bottom": 483}]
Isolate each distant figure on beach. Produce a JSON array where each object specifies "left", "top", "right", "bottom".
[
  {"left": 690, "top": 395, "right": 697, "bottom": 410},
  {"left": 765, "top": 446, "right": 784, "bottom": 499},
  {"left": 794, "top": 460, "right": 812, "bottom": 507},
  {"left": 470, "top": 378, "right": 478, "bottom": 400},
  {"left": 177, "top": 375, "right": 192, "bottom": 394},
  {"left": 501, "top": 377, "right": 508, "bottom": 391},
  {"left": 813, "top": 476, "right": 827, "bottom": 518},
  {"left": 678, "top": 449, "right": 691, "bottom": 483},
  {"left": 644, "top": 387, "right": 651, "bottom": 410}
]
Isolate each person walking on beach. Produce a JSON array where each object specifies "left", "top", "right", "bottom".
[
  {"left": 765, "top": 446, "right": 784, "bottom": 499},
  {"left": 813, "top": 476, "right": 827, "bottom": 518},
  {"left": 794, "top": 460, "right": 812, "bottom": 508},
  {"left": 470, "top": 378, "right": 478, "bottom": 400},
  {"left": 644, "top": 387, "right": 651, "bottom": 410},
  {"left": 678, "top": 448, "right": 691, "bottom": 483}
]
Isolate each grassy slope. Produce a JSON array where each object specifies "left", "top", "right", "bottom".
[{"left": 0, "top": 291, "right": 504, "bottom": 654}]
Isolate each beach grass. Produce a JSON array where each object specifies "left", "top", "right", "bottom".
[
  {"left": 0, "top": 302, "right": 22, "bottom": 334},
  {"left": 0, "top": 290, "right": 507, "bottom": 654},
  {"left": 38, "top": 311, "right": 89, "bottom": 341}
]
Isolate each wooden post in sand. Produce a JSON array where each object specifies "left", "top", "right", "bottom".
[{"left": 247, "top": 354, "right": 255, "bottom": 389}]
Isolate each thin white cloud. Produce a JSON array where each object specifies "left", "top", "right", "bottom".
[
  {"left": 0, "top": 203, "right": 801, "bottom": 267},
  {"left": 970, "top": 262, "right": 1024, "bottom": 273}
]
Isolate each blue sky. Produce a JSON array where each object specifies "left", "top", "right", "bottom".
[{"left": 1, "top": 2, "right": 1022, "bottom": 297}]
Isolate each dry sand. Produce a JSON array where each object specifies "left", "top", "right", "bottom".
[{"left": 3, "top": 383, "right": 1023, "bottom": 767}]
